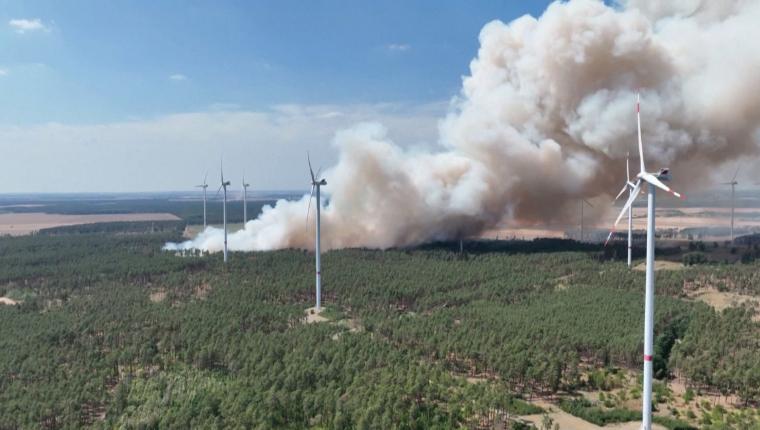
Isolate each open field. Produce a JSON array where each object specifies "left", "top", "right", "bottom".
[
  {"left": 0, "top": 193, "right": 283, "bottom": 228},
  {"left": 481, "top": 206, "right": 760, "bottom": 242},
  {"left": 0, "top": 212, "right": 181, "bottom": 236}
]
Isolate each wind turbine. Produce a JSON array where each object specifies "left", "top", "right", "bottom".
[
  {"left": 721, "top": 167, "right": 739, "bottom": 243},
  {"left": 216, "top": 161, "right": 231, "bottom": 264},
  {"left": 242, "top": 176, "right": 250, "bottom": 225},
  {"left": 604, "top": 92, "right": 684, "bottom": 430},
  {"left": 612, "top": 152, "right": 637, "bottom": 267},
  {"left": 195, "top": 172, "right": 209, "bottom": 229},
  {"left": 306, "top": 153, "right": 327, "bottom": 311},
  {"left": 579, "top": 199, "right": 593, "bottom": 242}
]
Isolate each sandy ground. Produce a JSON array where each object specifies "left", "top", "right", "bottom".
[
  {"left": 633, "top": 261, "right": 683, "bottom": 271},
  {"left": 149, "top": 290, "right": 167, "bottom": 303},
  {"left": 685, "top": 287, "right": 760, "bottom": 320},
  {"left": 0, "top": 212, "right": 181, "bottom": 236},
  {"left": 481, "top": 206, "right": 760, "bottom": 242},
  {"left": 0, "top": 297, "right": 18, "bottom": 305},
  {"left": 669, "top": 378, "right": 740, "bottom": 410},
  {"left": 304, "top": 307, "right": 329, "bottom": 323},
  {"left": 522, "top": 399, "right": 666, "bottom": 430}
]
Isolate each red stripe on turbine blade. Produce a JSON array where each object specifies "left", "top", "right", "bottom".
[{"left": 644, "top": 354, "right": 653, "bottom": 361}]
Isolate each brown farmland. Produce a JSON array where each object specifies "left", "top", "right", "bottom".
[{"left": 0, "top": 212, "right": 181, "bottom": 236}]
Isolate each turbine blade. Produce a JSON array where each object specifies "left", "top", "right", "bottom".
[
  {"left": 626, "top": 152, "right": 630, "bottom": 182},
  {"left": 315, "top": 166, "right": 323, "bottom": 181},
  {"left": 307, "top": 152, "right": 315, "bottom": 182},
  {"left": 636, "top": 92, "right": 646, "bottom": 173},
  {"left": 583, "top": 199, "right": 593, "bottom": 208},
  {"left": 614, "top": 184, "right": 628, "bottom": 202},
  {"left": 214, "top": 185, "right": 222, "bottom": 199},
  {"left": 203, "top": 171, "right": 208, "bottom": 186},
  {"left": 604, "top": 180, "right": 642, "bottom": 246},
  {"left": 306, "top": 185, "right": 315, "bottom": 226},
  {"left": 732, "top": 166, "right": 740, "bottom": 182},
  {"left": 641, "top": 172, "right": 684, "bottom": 199}
]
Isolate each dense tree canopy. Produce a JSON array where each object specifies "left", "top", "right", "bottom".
[{"left": 0, "top": 227, "right": 757, "bottom": 429}]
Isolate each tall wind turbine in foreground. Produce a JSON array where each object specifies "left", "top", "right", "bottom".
[
  {"left": 306, "top": 153, "right": 327, "bottom": 311},
  {"left": 216, "top": 162, "right": 231, "bottom": 264},
  {"left": 605, "top": 93, "right": 684, "bottom": 430},
  {"left": 721, "top": 167, "right": 739, "bottom": 243},
  {"left": 242, "top": 176, "right": 250, "bottom": 224},
  {"left": 579, "top": 199, "right": 593, "bottom": 242},
  {"left": 612, "top": 153, "right": 636, "bottom": 267},
  {"left": 196, "top": 173, "right": 209, "bottom": 229}
]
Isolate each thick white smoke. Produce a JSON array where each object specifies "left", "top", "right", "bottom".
[{"left": 166, "top": 0, "right": 760, "bottom": 252}]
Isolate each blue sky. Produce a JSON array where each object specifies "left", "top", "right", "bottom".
[{"left": 0, "top": 0, "right": 553, "bottom": 192}]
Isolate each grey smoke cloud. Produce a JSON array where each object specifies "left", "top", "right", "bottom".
[{"left": 166, "top": 0, "right": 760, "bottom": 252}]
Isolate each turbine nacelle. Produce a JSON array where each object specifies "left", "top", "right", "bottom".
[
  {"left": 634, "top": 168, "right": 671, "bottom": 182},
  {"left": 306, "top": 152, "right": 328, "bottom": 225},
  {"left": 604, "top": 92, "right": 684, "bottom": 247}
]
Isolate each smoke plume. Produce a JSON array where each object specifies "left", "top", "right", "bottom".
[{"left": 165, "top": 0, "right": 760, "bottom": 253}]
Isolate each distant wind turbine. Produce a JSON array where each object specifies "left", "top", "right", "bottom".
[
  {"left": 605, "top": 92, "right": 684, "bottom": 430},
  {"left": 612, "top": 152, "right": 637, "bottom": 267},
  {"left": 242, "top": 176, "right": 250, "bottom": 225},
  {"left": 579, "top": 199, "right": 593, "bottom": 242},
  {"left": 721, "top": 166, "right": 739, "bottom": 243},
  {"left": 216, "top": 161, "right": 231, "bottom": 264},
  {"left": 195, "top": 172, "right": 209, "bottom": 229},
  {"left": 306, "top": 153, "right": 327, "bottom": 311}
]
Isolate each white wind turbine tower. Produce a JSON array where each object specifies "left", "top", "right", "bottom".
[
  {"left": 721, "top": 167, "right": 739, "bottom": 243},
  {"left": 306, "top": 153, "right": 327, "bottom": 311},
  {"left": 242, "top": 176, "right": 250, "bottom": 224},
  {"left": 611, "top": 152, "right": 637, "bottom": 267},
  {"left": 605, "top": 93, "right": 684, "bottom": 430},
  {"left": 215, "top": 161, "right": 231, "bottom": 264},
  {"left": 195, "top": 172, "right": 209, "bottom": 229},
  {"left": 579, "top": 199, "right": 593, "bottom": 242}
]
